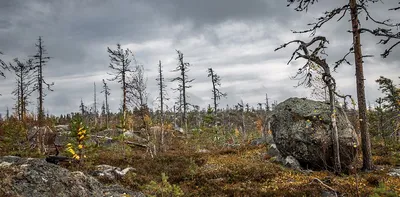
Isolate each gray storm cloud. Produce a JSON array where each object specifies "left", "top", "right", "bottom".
[{"left": 0, "top": 0, "right": 399, "bottom": 115}]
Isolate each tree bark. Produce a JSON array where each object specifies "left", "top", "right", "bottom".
[
  {"left": 349, "top": 0, "right": 373, "bottom": 170},
  {"left": 122, "top": 58, "right": 127, "bottom": 130},
  {"left": 158, "top": 61, "right": 165, "bottom": 152},
  {"left": 328, "top": 84, "right": 341, "bottom": 173},
  {"left": 38, "top": 37, "right": 44, "bottom": 127}
]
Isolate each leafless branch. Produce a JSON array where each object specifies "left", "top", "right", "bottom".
[
  {"left": 358, "top": 4, "right": 400, "bottom": 27},
  {"left": 287, "top": 0, "right": 319, "bottom": 12},
  {"left": 291, "top": 5, "right": 349, "bottom": 36},
  {"left": 359, "top": 27, "right": 400, "bottom": 58},
  {"left": 311, "top": 178, "right": 338, "bottom": 197},
  {"left": 333, "top": 47, "right": 353, "bottom": 71}
]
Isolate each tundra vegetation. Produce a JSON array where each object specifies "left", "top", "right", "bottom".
[{"left": 0, "top": 2, "right": 400, "bottom": 197}]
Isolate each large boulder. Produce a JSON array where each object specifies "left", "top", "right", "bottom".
[
  {"left": 271, "top": 97, "right": 359, "bottom": 171},
  {"left": 0, "top": 156, "right": 144, "bottom": 197}
]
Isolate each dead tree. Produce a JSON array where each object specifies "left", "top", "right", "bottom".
[
  {"left": 10, "top": 58, "right": 34, "bottom": 122},
  {"left": 156, "top": 60, "right": 168, "bottom": 151},
  {"left": 375, "top": 76, "right": 400, "bottom": 140},
  {"left": 287, "top": 0, "right": 400, "bottom": 171},
  {"left": 101, "top": 79, "right": 111, "bottom": 128},
  {"left": 275, "top": 36, "right": 353, "bottom": 173},
  {"left": 237, "top": 100, "right": 246, "bottom": 141},
  {"left": 262, "top": 93, "right": 271, "bottom": 141},
  {"left": 100, "top": 101, "right": 105, "bottom": 126},
  {"left": 93, "top": 82, "right": 98, "bottom": 126},
  {"left": 127, "top": 64, "right": 148, "bottom": 128},
  {"left": 32, "top": 36, "right": 54, "bottom": 127},
  {"left": 207, "top": 68, "right": 227, "bottom": 116},
  {"left": 172, "top": 85, "right": 183, "bottom": 126},
  {"left": 107, "top": 44, "right": 134, "bottom": 129},
  {"left": 80, "top": 99, "right": 87, "bottom": 116},
  {"left": 6, "top": 106, "right": 9, "bottom": 120},
  {"left": 171, "top": 50, "right": 195, "bottom": 132}
]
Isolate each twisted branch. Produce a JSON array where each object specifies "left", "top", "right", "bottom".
[{"left": 359, "top": 28, "right": 400, "bottom": 58}]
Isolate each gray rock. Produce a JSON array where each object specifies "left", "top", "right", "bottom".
[
  {"left": 321, "top": 190, "right": 338, "bottom": 197},
  {"left": 267, "top": 144, "right": 281, "bottom": 157},
  {"left": 250, "top": 138, "right": 266, "bottom": 146},
  {"left": 123, "top": 130, "right": 135, "bottom": 138},
  {"left": 92, "top": 164, "right": 136, "bottom": 181},
  {"left": 271, "top": 97, "right": 359, "bottom": 171},
  {"left": 284, "top": 156, "right": 301, "bottom": 170},
  {"left": 54, "top": 132, "right": 71, "bottom": 146},
  {"left": 0, "top": 156, "right": 143, "bottom": 197},
  {"left": 123, "top": 131, "right": 147, "bottom": 143},
  {"left": 97, "top": 128, "right": 124, "bottom": 137},
  {"left": 265, "top": 133, "right": 275, "bottom": 144},
  {"left": 388, "top": 168, "right": 400, "bottom": 177}
]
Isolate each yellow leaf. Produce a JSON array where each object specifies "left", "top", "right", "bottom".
[{"left": 234, "top": 128, "right": 240, "bottom": 137}]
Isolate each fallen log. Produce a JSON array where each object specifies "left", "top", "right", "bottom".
[{"left": 124, "top": 140, "right": 147, "bottom": 149}]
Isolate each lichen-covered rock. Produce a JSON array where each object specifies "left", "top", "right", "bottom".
[
  {"left": 0, "top": 156, "right": 143, "bottom": 197},
  {"left": 250, "top": 138, "right": 266, "bottom": 146},
  {"left": 388, "top": 168, "right": 400, "bottom": 177},
  {"left": 271, "top": 97, "right": 359, "bottom": 171},
  {"left": 267, "top": 144, "right": 281, "bottom": 157},
  {"left": 91, "top": 164, "right": 136, "bottom": 182},
  {"left": 283, "top": 156, "right": 301, "bottom": 170}
]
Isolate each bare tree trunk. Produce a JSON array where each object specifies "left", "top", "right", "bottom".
[
  {"left": 38, "top": 43, "right": 44, "bottom": 127},
  {"left": 158, "top": 61, "right": 165, "bottom": 152},
  {"left": 240, "top": 100, "right": 246, "bottom": 141},
  {"left": 350, "top": 0, "right": 373, "bottom": 171},
  {"left": 262, "top": 93, "right": 270, "bottom": 141},
  {"left": 328, "top": 85, "right": 341, "bottom": 173},
  {"left": 182, "top": 71, "right": 187, "bottom": 134},
  {"left": 210, "top": 69, "right": 217, "bottom": 115},
  {"left": 122, "top": 64, "right": 127, "bottom": 130},
  {"left": 94, "top": 82, "right": 97, "bottom": 127}
]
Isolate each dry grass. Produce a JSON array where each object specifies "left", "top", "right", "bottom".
[
  {"left": 2, "top": 120, "right": 400, "bottom": 196},
  {"left": 65, "top": 134, "right": 400, "bottom": 197}
]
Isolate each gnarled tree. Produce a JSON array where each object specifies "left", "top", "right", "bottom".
[
  {"left": 375, "top": 76, "right": 400, "bottom": 139},
  {"left": 101, "top": 79, "right": 111, "bottom": 128},
  {"left": 287, "top": 0, "right": 400, "bottom": 171},
  {"left": 10, "top": 58, "right": 34, "bottom": 122},
  {"left": 156, "top": 60, "right": 168, "bottom": 150},
  {"left": 275, "top": 36, "right": 353, "bottom": 173},
  {"left": 93, "top": 82, "right": 98, "bottom": 126},
  {"left": 207, "top": 68, "right": 227, "bottom": 116},
  {"left": 127, "top": 64, "right": 148, "bottom": 128},
  {"left": 32, "top": 36, "right": 54, "bottom": 127},
  {"left": 107, "top": 44, "right": 134, "bottom": 129},
  {"left": 171, "top": 50, "right": 195, "bottom": 132}
]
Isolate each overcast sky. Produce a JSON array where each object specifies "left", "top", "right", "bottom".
[{"left": 0, "top": 0, "right": 399, "bottom": 116}]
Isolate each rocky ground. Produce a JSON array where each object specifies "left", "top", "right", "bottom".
[{"left": 0, "top": 156, "right": 144, "bottom": 197}]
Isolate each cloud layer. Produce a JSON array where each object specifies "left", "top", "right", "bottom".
[{"left": 0, "top": 0, "right": 399, "bottom": 115}]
